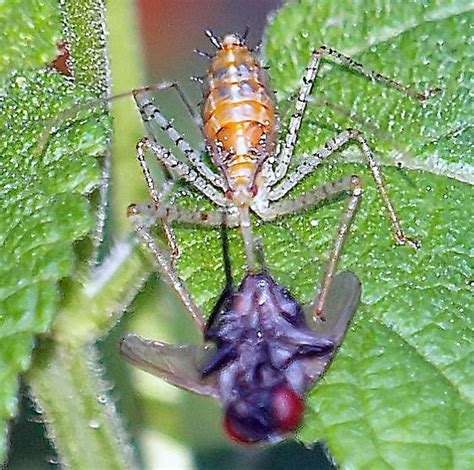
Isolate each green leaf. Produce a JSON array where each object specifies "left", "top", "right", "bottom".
[
  {"left": 265, "top": 0, "right": 472, "bottom": 183},
  {"left": 161, "top": 0, "right": 473, "bottom": 467},
  {"left": 0, "top": 0, "right": 61, "bottom": 76},
  {"left": 0, "top": 2, "right": 109, "bottom": 460}
]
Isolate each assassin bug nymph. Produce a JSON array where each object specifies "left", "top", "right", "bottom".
[
  {"left": 128, "top": 30, "right": 439, "bottom": 295},
  {"left": 121, "top": 214, "right": 361, "bottom": 444}
]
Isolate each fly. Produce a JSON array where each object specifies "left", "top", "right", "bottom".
[{"left": 121, "top": 216, "right": 361, "bottom": 444}]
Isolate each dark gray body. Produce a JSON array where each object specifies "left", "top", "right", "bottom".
[{"left": 203, "top": 272, "right": 334, "bottom": 397}]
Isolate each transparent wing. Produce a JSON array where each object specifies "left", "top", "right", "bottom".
[
  {"left": 308, "top": 271, "right": 361, "bottom": 342},
  {"left": 313, "top": 271, "right": 361, "bottom": 343},
  {"left": 120, "top": 333, "right": 219, "bottom": 397},
  {"left": 298, "top": 272, "right": 361, "bottom": 388}
]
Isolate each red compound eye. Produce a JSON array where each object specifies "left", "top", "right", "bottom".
[
  {"left": 223, "top": 412, "right": 254, "bottom": 444},
  {"left": 271, "top": 385, "right": 305, "bottom": 433},
  {"left": 223, "top": 386, "right": 305, "bottom": 444}
]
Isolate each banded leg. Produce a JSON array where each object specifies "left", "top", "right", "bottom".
[
  {"left": 271, "top": 45, "right": 439, "bottom": 183},
  {"left": 130, "top": 216, "right": 206, "bottom": 332},
  {"left": 136, "top": 138, "right": 227, "bottom": 208},
  {"left": 134, "top": 138, "right": 179, "bottom": 257},
  {"left": 134, "top": 82, "right": 203, "bottom": 128},
  {"left": 129, "top": 202, "right": 240, "bottom": 228},
  {"left": 134, "top": 89, "right": 225, "bottom": 190},
  {"left": 269, "top": 128, "right": 419, "bottom": 248}
]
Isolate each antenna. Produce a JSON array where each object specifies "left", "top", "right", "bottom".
[{"left": 194, "top": 49, "right": 213, "bottom": 60}]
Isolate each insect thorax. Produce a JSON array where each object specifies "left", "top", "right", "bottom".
[{"left": 203, "top": 272, "right": 335, "bottom": 396}]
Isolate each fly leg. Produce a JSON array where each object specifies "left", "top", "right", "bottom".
[
  {"left": 268, "top": 128, "right": 419, "bottom": 249},
  {"left": 270, "top": 45, "right": 439, "bottom": 185},
  {"left": 204, "top": 212, "right": 236, "bottom": 335}
]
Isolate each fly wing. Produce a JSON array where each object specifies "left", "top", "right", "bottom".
[
  {"left": 120, "top": 333, "right": 220, "bottom": 398},
  {"left": 313, "top": 271, "right": 361, "bottom": 344},
  {"left": 297, "top": 272, "right": 361, "bottom": 389}
]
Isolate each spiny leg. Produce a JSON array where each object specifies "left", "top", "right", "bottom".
[
  {"left": 305, "top": 95, "right": 411, "bottom": 157},
  {"left": 134, "top": 139, "right": 179, "bottom": 258},
  {"left": 312, "top": 45, "right": 439, "bottom": 101},
  {"left": 129, "top": 215, "right": 206, "bottom": 332},
  {"left": 160, "top": 204, "right": 240, "bottom": 228},
  {"left": 271, "top": 45, "right": 439, "bottom": 184},
  {"left": 269, "top": 128, "right": 419, "bottom": 248},
  {"left": 136, "top": 138, "right": 227, "bottom": 207},
  {"left": 260, "top": 176, "right": 355, "bottom": 220},
  {"left": 127, "top": 202, "right": 241, "bottom": 234},
  {"left": 133, "top": 89, "right": 225, "bottom": 190}
]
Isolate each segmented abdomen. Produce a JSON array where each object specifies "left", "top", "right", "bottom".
[{"left": 203, "top": 37, "right": 278, "bottom": 201}]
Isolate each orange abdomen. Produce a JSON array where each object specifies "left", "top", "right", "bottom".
[{"left": 202, "top": 36, "right": 278, "bottom": 202}]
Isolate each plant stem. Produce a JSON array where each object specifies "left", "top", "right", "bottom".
[{"left": 27, "top": 240, "right": 152, "bottom": 468}]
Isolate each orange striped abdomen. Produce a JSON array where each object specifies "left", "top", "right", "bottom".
[{"left": 203, "top": 34, "right": 278, "bottom": 206}]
